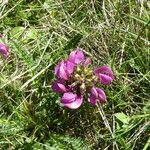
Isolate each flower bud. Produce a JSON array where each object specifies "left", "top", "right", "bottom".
[
  {"left": 80, "top": 83, "right": 86, "bottom": 90},
  {"left": 76, "top": 65, "right": 81, "bottom": 72},
  {"left": 74, "top": 74, "right": 80, "bottom": 79}
]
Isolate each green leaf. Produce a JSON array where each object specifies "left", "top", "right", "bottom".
[
  {"left": 25, "top": 28, "right": 38, "bottom": 40},
  {"left": 11, "top": 26, "right": 25, "bottom": 39},
  {"left": 115, "top": 112, "right": 130, "bottom": 124}
]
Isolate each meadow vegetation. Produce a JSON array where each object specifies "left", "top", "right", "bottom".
[{"left": 0, "top": 0, "right": 150, "bottom": 149}]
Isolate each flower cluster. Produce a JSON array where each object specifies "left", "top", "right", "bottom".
[
  {"left": 0, "top": 34, "right": 9, "bottom": 59},
  {"left": 52, "top": 48, "right": 114, "bottom": 109}
]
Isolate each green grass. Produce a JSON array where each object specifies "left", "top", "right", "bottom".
[{"left": 0, "top": 0, "right": 150, "bottom": 149}]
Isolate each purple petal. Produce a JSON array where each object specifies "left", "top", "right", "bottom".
[
  {"left": 68, "top": 51, "right": 76, "bottom": 62},
  {"left": 0, "top": 43, "right": 9, "bottom": 58},
  {"left": 63, "top": 94, "right": 83, "bottom": 109},
  {"left": 54, "top": 60, "right": 74, "bottom": 80},
  {"left": 96, "top": 88, "right": 107, "bottom": 103},
  {"left": 61, "top": 92, "right": 76, "bottom": 104},
  {"left": 99, "top": 74, "right": 113, "bottom": 85},
  {"left": 94, "top": 66, "right": 114, "bottom": 85},
  {"left": 74, "top": 50, "right": 84, "bottom": 64},
  {"left": 84, "top": 57, "right": 91, "bottom": 66},
  {"left": 95, "top": 66, "right": 114, "bottom": 78},
  {"left": 54, "top": 61, "right": 69, "bottom": 80},
  {"left": 88, "top": 95, "right": 97, "bottom": 105},
  {"left": 66, "top": 60, "right": 75, "bottom": 74},
  {"left": 54, "top": 63, "right": 60, "bottom": 75},
  {"left": 90, "top": 87, "right": 98, "bottom": 98},
  {"left": 59, "top": 62, "right": 68, "bottom": 80},
  {"left": 88, "top": 87, "right": 107, "bottom": 105},
  {"left": 52, "top": 79, "right": 68, "bottom": 93},
  {"left": 68, "top": 48, "right": 85, "bottom": 64}
]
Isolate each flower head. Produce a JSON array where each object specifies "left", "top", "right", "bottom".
[
  {"left": 94, "top": 66, "right": 114, "bottom": 85},
  {"left": 52, "top": 48, "right": 114, "bottom": 109},
  {"left": 0, "top": 43, "right": 9, "bottom": 59}
]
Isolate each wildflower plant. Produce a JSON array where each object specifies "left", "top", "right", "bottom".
[{"left": 52, "top": 48, "right": 114, "bottom": 109}]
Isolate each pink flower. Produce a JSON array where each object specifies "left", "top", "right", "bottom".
[
  {"left": 52, "top": 79, "right": 69, "bottom": 93},
  {"left": 94, "top": 66, "right": 114, "bottom": 85},
  {"left": 55, "top": 60, "right": 75, "bottom": 80},
  {"left": 88, "top": 87, "right": 106, "bottom": 105},
  {"left": 61, "top": 92, "right": 83, "bottom": 109},
  {"left": 68, "top": 48, "right": 85, "bottom": 64},
  {"left": 0, "top": 43, "right": 9, "bottom": 59},
  {"left": 52, "top": 49, "right": 115, "bottom": 109}
]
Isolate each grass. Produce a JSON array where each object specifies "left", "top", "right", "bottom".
[{"left": 0, "top": 0, "right": 150, "bottom": 149}]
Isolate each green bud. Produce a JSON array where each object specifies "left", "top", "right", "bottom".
[
  {"left": 71, "top": 81, "right": 78, "bottom": 87},
  {"left": 93, "top": 75, "right": 98, "bottom": 81},
  {"left": 86, "top": 78, "right": 93, "bottom": 82},
  {"left": 80, "top": 83, "right": 86, "bottom": 90},
  {"left": 76, "top": 66, "right": 81, "bottom": 72},
  {"left": 88, "top": 70, "right": 93, "bottom": 75},
  {"left": 74, "top": 74, "right": 80, "bottom": 79},
  {"left": 84, "top": 67, "right": 89, "bottom": 73}
]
